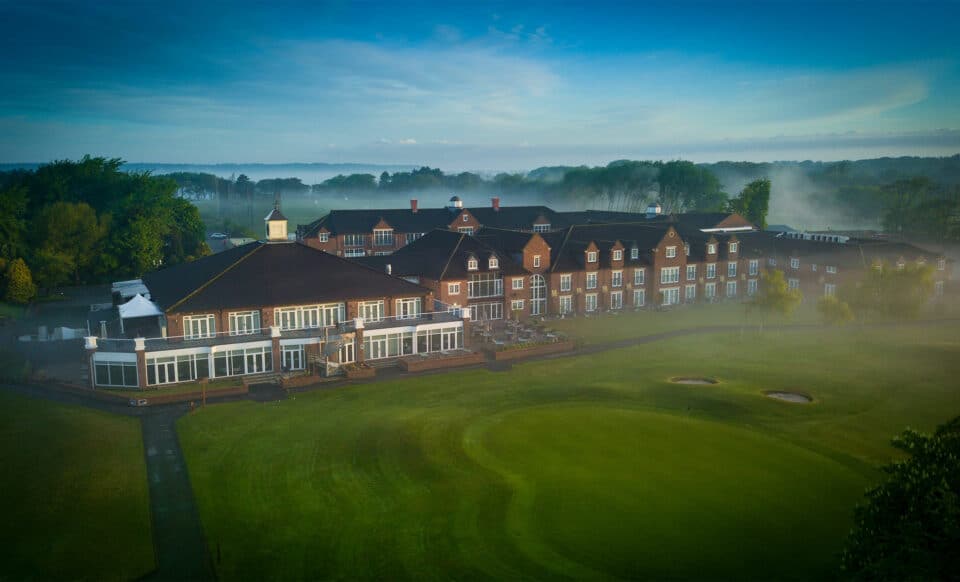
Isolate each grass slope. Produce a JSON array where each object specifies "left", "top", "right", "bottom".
[
  {"left": 178, "top": 324, "right": 960, "bottom": 580},
  {"left": 0, "top": 392, "right": 154, "bottom": 581}
]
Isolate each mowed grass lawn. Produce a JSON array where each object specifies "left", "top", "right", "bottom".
[
  {"left": 178, "top": 324, "right": 960, "bottom": 580},
  {"left": 0, "top": 392, "right": 154, "bottom": 581}
]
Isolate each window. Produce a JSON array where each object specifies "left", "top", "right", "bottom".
[
  {"left": 937, "top": 258, "right": 946, "bottom": 271},
  {"left": 469, "top": 302, "right": 503, "bottom": 321},
  {"left": 415, "top": 325, "right": 463, "bottom": 353},
  {"left": 467, "top": 256, "right": 478, "bottom": 270},
  {"left": 749, "top": 260, "right": 759, "bottom": 276},
  {"left": 748, "top": 279, "right": 758, "bottom": 296},
  {"left": 462, "top": 214, "right": 469, "bottom": 222},
  {"left": 467, "top": 273, "right": 503, "bottom": 298},
  {"left": 634, "top": 268, "right": 645, "bottom": 286},
  {"left": 768, "top": 258, "right": 777, "bottom": 267},
  {"left": 396, "top": 298, "right": 422, "bottom": 319},
  {"left": 705, "top": 282, "right": 717, "bottom": 298},
  {"left": 630, "top": 247, "right": 639, "bottom": 260},
  {"left": 344, "top": 234, "right": 365, "bottom": 247},
  {"left": 183, "top": 314, "right": 216, "bottom": 339},
  {"left": 684, "top": 244, "right": 690, "bottom": 257},
  {"left": 210, "top": 346, "right": 273, "bottom": 380},
  {"left": 706, "top": 263, "right": 717, "bottom": 279},
  {"left": 559, "top": 295, "right": 573, "bottom": 314},
  {"left": 359, "top": 300, "right": 383, "bottom": 322},
  {"left": 374, "top": 251, "right": 391, "bottom": 256},
  {"left": 94, "top": 358, "right": 139, "bottom": 388},
  {"left": 633, "top": 288, "right": 645, "bottom": 307},
  {"left": 610, "top": 291, "right": 623, "bottom": 309},
  {"left": 661, "top": 287, "right": 680, "bottom": 306},
  {"left": 533, "top": 224, "right": 551, "bottom": 233},
  {"left": 228, "top": 311, "right": 260, "bottom": 336},
  {"left": 587, "top": 251, "right": 598, "bottom": 263},
  {"left": 561, "top": 274, "right": 573, "bottom": 292},
  {"left": 790, "top": 257, "right": 800, "bottom": 269},
  {"left": 826, "top": 265, "right": 837, "bottom": 274},
  {"left": 685, "top": 284, "right": 696, "bottom": 301},
  {"left": 585, "top": 293, "right": 598, "bottom": 312},
  {"left": 665, "top": 246, "right": 677, "bottom": 258},
  {"left": 373, "top": 229, "right": 394, "bottom": 246},
  {"left": 318, "top": 232, "right": 329, "bottom": 243},
  {"left": 686, "top": 265, "right": 697, "bottom": 281},
  {"left": 613, "top": 250, "right": 623, "bottom": 261},
  {"left": 405, "top": 232, "right": 423, "bottom": 245},
  {"left": 531, "top": 275, "right": 546, "bottom": 316},
  {"left": 824, "top": 283, "right": 836, "bottom": 297},
  {"left": 812, "top": 263, "right": 818, "bottom": 272},
  {"left": 458, "top": 226, "right": 474, "bottom": 235},
  {"left": 533, "top": 255, "right": 541, "bottom": 268},
  {"left": 660, "top": 266, "right": 680, "bottom": 284},
  {"left": 448, "top": 282, "right": 461, "bottom": 295},
  {"left": 935, "top": 281, "right": 944, "bottom": 296},
  {"left": 726, "top": 281, "right": 737, "bottom": 297},
  {"left": 729, "top": 242, "right": 738, "bottom": 253},
  {"left": 511, "top": 299, "right": 525, "bottom": 311},
  {"left": 281, "top": 344, "right": 305, "bottom": 371},
  {"left": 708, "top": 243, "right": 717, "bottom": 254},
  {"left": 488, "top": 256, "right": 499, "bottom": 269},
  {"left": 788, "top": 278, "right": 800, "bottom": 290},
  {"left": 344, "top": 249, "right": 365, "bottom": 258},
  {"left": 512, "top": 278, "right": 524, "bottom": 290},
  {"left": 276, "top": 303, "right": 343, "bottom": 330},
  {"left": 586, "top": 272, "right": 597, "bottom": 290},
  {"left": 611, "top": 270, "right": 623, "bottom": 288},
  {"left": 728, "top": 262, "right": 737, "bottom": 277}
]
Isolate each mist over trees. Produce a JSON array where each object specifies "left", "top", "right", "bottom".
[{"left": 0, "top": 156, "right": 209, "bottom": 300}]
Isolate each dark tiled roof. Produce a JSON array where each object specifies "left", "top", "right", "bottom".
[
  {"left": 265, "top": 207, "right": 287, "bottom": 221},
  {"left": 548, "top": 222, "right": 671, "bottom": 272},
  {"left": 143, "top": 241, "right": 428, "bottom": 313},
  {"left": 353, "top": 229, "right": 527, "bottom": 280}
]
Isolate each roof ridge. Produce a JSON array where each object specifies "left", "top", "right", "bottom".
[
  {"left": 297, "top": 241, "right": 430, "bottom": 291},
  {"left": 550, "top": 226, "right": 575, "bottom": 273},
  {"left": 438, "top": 233, "right": 466, "bottom": 280},
  {"left": 167, "top": 242, "right": 265, "bottom": 312}
]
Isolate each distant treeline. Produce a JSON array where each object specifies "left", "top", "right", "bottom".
[{"left": 0, "top": 157, "right": 208, "bottom": 302}]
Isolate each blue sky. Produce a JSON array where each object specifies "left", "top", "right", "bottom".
[{"left": 2, "top": 0, "right": 959, "bottom": 171}]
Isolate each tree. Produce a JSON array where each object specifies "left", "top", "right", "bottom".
[
  {"left": 32, "top": 201, "right": 107, "bottom": 286},
  {"left": 728, "top": 178, "right": 771, "bottom": 229},
  {"left": 881, "top": 177, "right": 932, "bottom": 234},
  {"left": 841, "top": 417, "right": 960, "bottom": 580},
  {"left": 750, "top": 269, "right": 802, "bottom": 331},
  {"left": 843, "top": 262, "right": 934, "bottom": 321},
  {"left": 0, "top": 184, "right": 28, "bottom": 260},
  {"left": 816, "top": 295, "right": 853, "bottom": 326},
  {"left": 656, "top": 161, "right": 727, "bottom": 213},
  {"left": 4, "top": 258, "right": 36, "bottom": 304}
]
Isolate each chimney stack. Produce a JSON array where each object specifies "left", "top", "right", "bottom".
[
  {"left": 492, "top": 197, "right": 500, "bottom": 212},
  {"left": 410, "top": 199, "right": 418, "bottom": 213},
  {"left": 386, "top": 264, "right": 392, "bottom": 275}
]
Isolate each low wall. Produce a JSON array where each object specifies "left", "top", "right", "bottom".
[
  {"left": 398, "top": 351, "right": 486, "bottom": 372},
  {"left": 345, "top": 366, "right": 376, "bottom": 379},
  {"left": 280, "top": 374, "right": 324, "bottom": 389},
  {"left": 491, "top": 340, "right": 576, "bottom": 362}
]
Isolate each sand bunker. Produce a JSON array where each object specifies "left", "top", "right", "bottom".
[
  {"left": 764, "top": 391, "right": 813, "bottom": 404},
  {"left": 670, "top": 377, "right": 719, "bottom": 385}
]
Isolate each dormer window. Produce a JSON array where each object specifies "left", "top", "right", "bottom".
[
  {"left": 587, "top": 251, "right": 598, "bottom": 263},
  {"left": 631, "top": 247, "right": 638, "bottom": 260},
  {"left": 708, "top": 243, "right": 717, "bottom": 254},
  {"left": 467, "top": 256, "right": 478, "bottom": 271},
  {"left": 533, "top": 224, "right": 551, "bottom": 233},
  {"left": 318, "top": 232, "right": 329, "bottom": 243},
  {"left": 729, "top": 242, "right": 739, "bottom": 253},
  {"left": 613, "top": 250, "right": 623, "bottom": 261},
  {"left": 488, "top": 256, "right": 499, "bottom": 269}
]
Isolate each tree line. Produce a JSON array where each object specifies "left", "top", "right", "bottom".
[{"left": 0, "top": 156, "right": 209, "bottom": 303}]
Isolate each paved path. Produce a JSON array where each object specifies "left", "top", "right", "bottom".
[
  {"left": 140, "top": 406, "right": 214, "bottom": 581},
  {"left": 3, "top": 316, "right": 958, "bottom": 580}
]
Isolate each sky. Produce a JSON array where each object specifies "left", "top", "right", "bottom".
[{"left": 2, "top": 0, "right": 959, "bottom": 172}]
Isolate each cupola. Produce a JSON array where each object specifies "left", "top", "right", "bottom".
[{"left": 265, "top": 203, "right": 288, "bottom": 242}]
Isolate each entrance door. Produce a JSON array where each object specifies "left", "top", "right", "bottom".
[
  {"left": 157, "top": 360, "right": 176, "bottom": 384},
  {"left": 369, "top": 336, "right": 387, "bottom": 359},
  {"left": 246, "top": 350, "right": 265, "bottom": 374},
  {"left": 442, "top": 329, "right": 458, "bottom": 351},
  {"left": 340, "top": 342, "right": 355, "bottom": 363}
]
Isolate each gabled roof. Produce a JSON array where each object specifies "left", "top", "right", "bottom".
[
  {"left": 547, "top": 222, "right": 673, "bottom": 272},
  {"left": 142, "top": 241, "right": 428, "bottom": 313},
  {"left": 353, "top": 229, "right": 527, "bottom": 281},
  {"left": 265, "top": 207, "right": 287, "bottom": 221}
]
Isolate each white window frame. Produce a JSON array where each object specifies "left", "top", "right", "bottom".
[
  {"left": 611, "top": 270, "right": 623, "bottom": 288},
  {"left": 511, "top": 299, "right": 525, "bottom": 311},
  {"left": 665, "top": 246, "right": 677, "bottom": 258},
  {"left": 488, "top": 256, "right": 499, "bottom": 269},
  {"left": 610, "top": 291, "right": 623, "bottom": 310},
  {"left": 748, "top": 279, "right": 758, "bottom": 296},
  {"left": 749, "top": 259, "right": 759, "bottom": 276},
  {"left": 826, "top": 265, "right": 837, "bottom": 274},
  {"left": 708, "top": 243, "right": 717, "bottom": 254},
  {"left": 228, "top": 310, "right": 260, "bottom": 336},
  {"left": 359, "top": 300, "right": 384, "bottom": 322},
  {"left": 729, "top": 242, "right": 738, "bottom": 253},
  {"left": 587, "top": 251, "right": 598, "bottom": 263},
  {"left": 458, "top": 226, "right": 474, "bottom": 235},
  {"left": 512, "top": 278, "right": 524, "bottom": 290},
  {"left": 938, "top": 258, "right": 946, "bottom": 271},
  {"left": 824, "top": 283, "right": 837, "bottom": 297},
  {"left": 585, "top": 293, "right": 598, "bottom": 312},
  {"left": 396, "top": 297, "right": 422, "bottom": 320},
  {"left": 448, "top": 282, "right": 461, "bottom": 295},
  {"left": 705, "top": 282, "right": 717, "bottom": 298},
  {"left": 559, "top": 295, "right": 573, "bottom": 314},
  {"left": 768, "top": 258, "right": 777, "bottom": 267},
  {"left": 373, "top": 228, "right": 394, "bottom": 247},
  {"left": 728, "top": 261, "right": 737, "bottom": 277},
  {"left": 661, "top": 287, "right": 680, "bottom": 306},
  {"left": 613, "top": 250, "right": 623, "bottom": 261},
  {"left": 281, "top": 344, "right": 306, "bottom": 371},
  {"left": 183, "top": 314, "right": 216, "bottom": 339},
  {"left": 788, "top": 278, "right": 800, "bottom": 290},
  {"left": 630, "top": 247, "right": 639, "bottom": 260},
  {"left": 685, "top": 284, "right": 696, "bottom": 301},
  {"left": 586, "top": 272, "right": 597, "bottom": 290},
  {"left": 533, "top": 255, "right": 541, "bottom": 268},
  {"left": 560, "top": 273, "right": 573, "bottom": 292},
  {"left": 533, "top": 224, "right": 551, "bottom": 233},
  {"left": 726, "top": 281, "right": 737, "bottom": 297},
  {"left": 790, "top": 257, "right": 800, "bottom": 270},
  {"left": 707, "top": 263, "right": 717, "bottom": 279},
  {"left": 318, "top": 232, "right": 329, "bottom": 243},
  {"left": 686, "top": 264, "right": 696, "bottom": 281},
  {"left": 634, "top": 268, "right": 645, "bottom": 286},
  {"left": 633, "top": 288, "right": 645, "bottom": 307},
  {"left": 467, "top": 257, "right": 478, "bottom": 271},
  {"left": 660, "top": 266, "right": 680, "bottom": 285}
]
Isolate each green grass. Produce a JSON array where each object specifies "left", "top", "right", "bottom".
[
  {"left": 0, "top": 392, "right": 154, "bottom": 580},
  {"left": 178, "top": 324, "right": 960, "bottom": 580}
]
